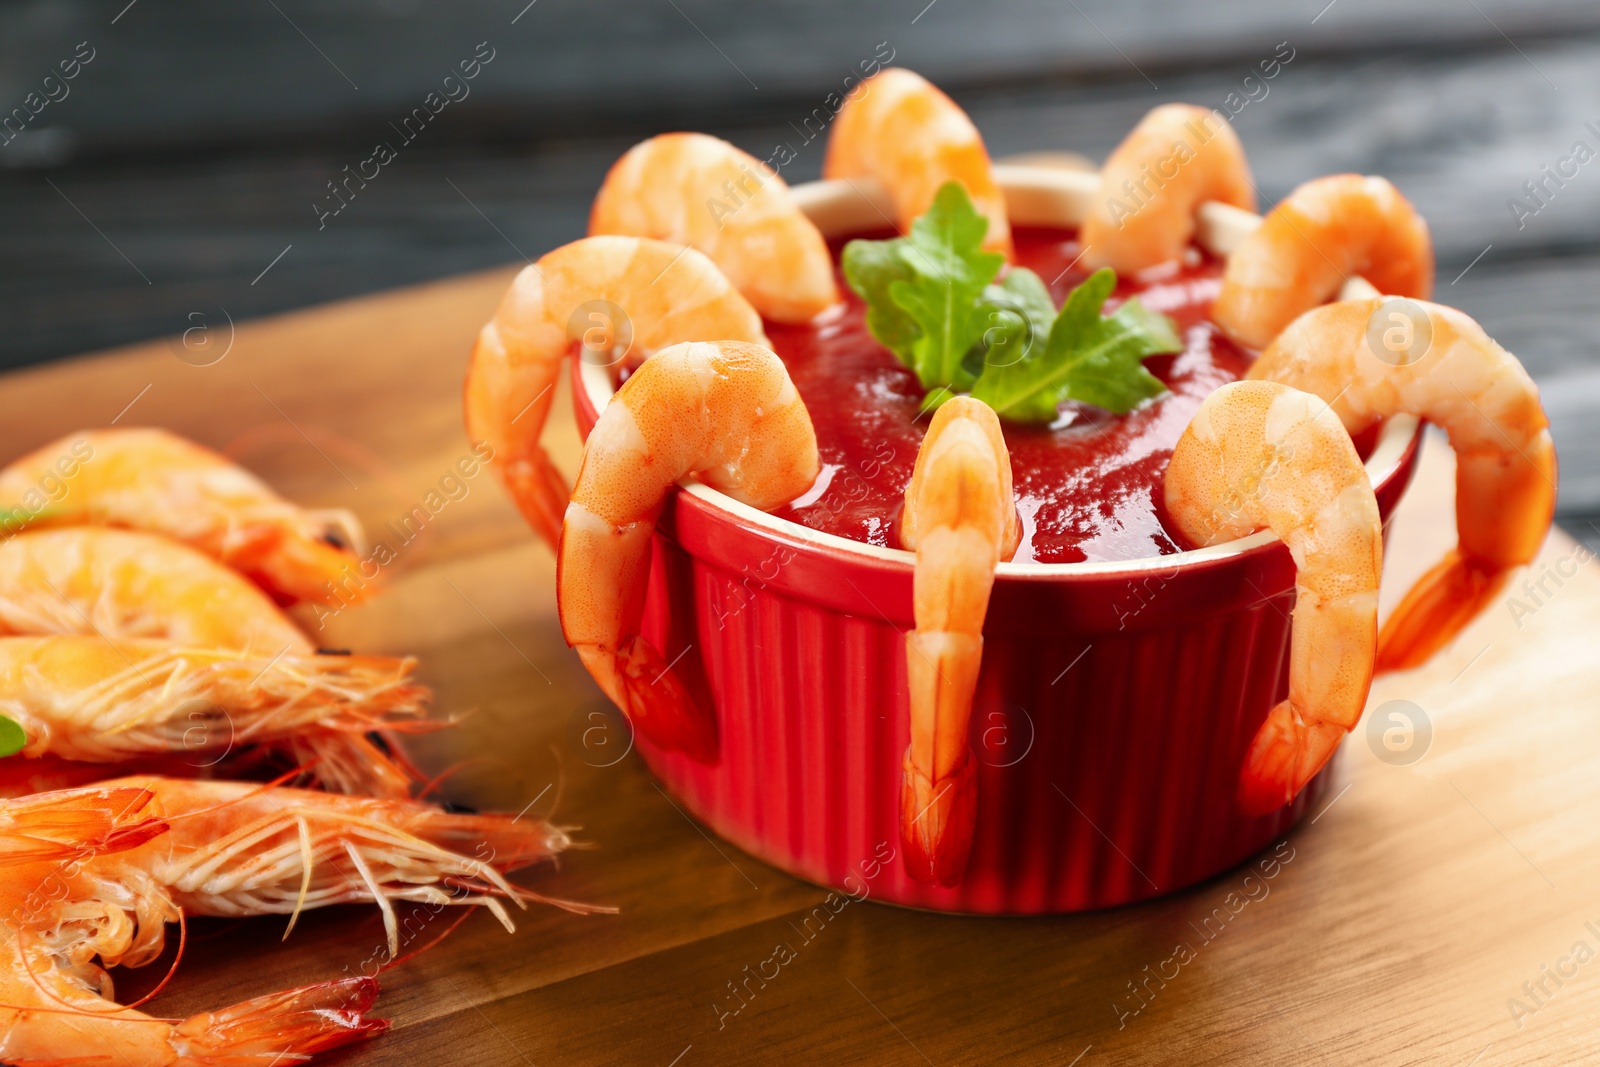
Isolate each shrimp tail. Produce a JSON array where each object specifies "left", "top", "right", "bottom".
[
  {"left": 1374, "top": 547, "right": 1509, "bottom": 674},
  {"left": 1236, "top": 700, "right": 1349, "bottom": 817},
  {"left": 900, "top": 632, "right": 983, "bottom": 886},
  {"left": 575, "top": 637, "right": 719, "bottom": 764},
  {"left": 500, "top": 452, "right": 572, "bottom": 551},
  {"left": 900, "top": 724, "right": 978, "bottom": 887},
  {"left": 172, "top": 975, "right": 388, "bottom": 1061}
]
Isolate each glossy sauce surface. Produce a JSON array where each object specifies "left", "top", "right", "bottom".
[{"left": 768, "top": 227, "right": 1253, "bottom": 563}]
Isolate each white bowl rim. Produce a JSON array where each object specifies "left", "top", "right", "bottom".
[{"left": 577, "top": 174, "right": 1422, "bottom": 578}]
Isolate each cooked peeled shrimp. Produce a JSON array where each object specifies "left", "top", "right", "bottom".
[
  {"left": 0, "top": 428, "right": 366, "bottom": 607},
  {"left": 466, "top": 236, "right": 769, "bottom": 549},
  {"left": 1213, "top": 174, "right": 1434, "bottom": 349},
  {"left": 824, "top": 67, "right": 1011, "bottom": 256},
  {"left": 0, "top": 527, "right": 312, "bottom": 653},
  {"left": 590, "top": 133, "right": 839, "bottom": 323},
  {"left": 897, "top": 398, "right": 1019, "bottom": 886},
  {"left": 0, "top": 636, "right": 427, "bottom": 796},
  {"left": 1081, "top": 103, "right": 1255, "bottom": 275},
  {"left": 1249, "top": 298, "right": 1557, "bottom": 671},
  {"left": 559, "top": 341, "right": 817, "bottom": 762},
  {"left": 1165, "top": 380, "right": 1383, "bottom": 815}
]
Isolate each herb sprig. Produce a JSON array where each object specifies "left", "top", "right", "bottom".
[{"left": 841, "top": 182, "right": 1181, "bottom": 423}]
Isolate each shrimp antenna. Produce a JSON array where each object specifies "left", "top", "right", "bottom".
[{"left": 379, "top": 904, "right": 479, "bottom": 972}]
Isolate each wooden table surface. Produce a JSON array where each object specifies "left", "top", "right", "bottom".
[{"left": 3, "top": 269, "right": 1596, "bottom": 1066}]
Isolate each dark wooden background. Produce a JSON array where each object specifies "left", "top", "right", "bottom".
[{"left": 3, "top": 0, "right": 1595, "bottom": 542}]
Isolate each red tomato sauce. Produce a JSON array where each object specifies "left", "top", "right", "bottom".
[{"left": 766, "top": 226, "right": 1254, "bottom": 564}]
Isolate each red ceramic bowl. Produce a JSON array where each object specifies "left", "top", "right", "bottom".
[{"left": 570, "top": 173, "right": 1424, "bottom": 914}]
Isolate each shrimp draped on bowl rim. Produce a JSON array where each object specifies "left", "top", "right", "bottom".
[{"left": 468, "top": 71, "right": 1557, "bottom": 879}]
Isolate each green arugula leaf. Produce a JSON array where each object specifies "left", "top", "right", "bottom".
[
  {"left": 843, "top": 184, "right": 1178, "bottom": 423},
  {"left": 841, "top": 237, "right": 920, "bottom": 366},
  {"left": 974, "top": 267, "right": 1055, "bottom": 375},
  {"left": 970, "top": 268, "right": 1181, "bottom": 423},
  {"left": 842, "top": 181, "right": 1004, "bottom": 392},
  {"left": 0, "top": 714, "right": 25, "bottom": 758}
]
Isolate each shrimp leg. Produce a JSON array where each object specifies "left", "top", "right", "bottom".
[
  {"left": 559, "top": 340, "right": 818, "bottom": 763},
  {"left": 1248, "top": 298, "right": 1556, "bottom": 672},
  {"left": 898, "top": 399, "right": 1019, "bottom": 885},
  {"left": 1165, "top": 380, "right": 1383, "bottom": 815},
  {"left": 0, "top": 636, "right": 429, "bottom": 797}
]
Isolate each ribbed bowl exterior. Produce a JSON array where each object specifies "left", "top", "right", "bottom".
[{"left": 573, "top": 366, "right": 1422, "bottom": 914}]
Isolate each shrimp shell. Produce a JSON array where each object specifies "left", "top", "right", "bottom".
[
  {"left": 0, "top": 526, "right": 312, "bottom": 654},
  {"left": 0, "top": 428, "right": 367, "bottom": 607}
]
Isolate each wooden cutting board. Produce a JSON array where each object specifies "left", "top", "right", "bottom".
[{"left": 2, "top": 270, "right": 1595, "bottom": 1066}]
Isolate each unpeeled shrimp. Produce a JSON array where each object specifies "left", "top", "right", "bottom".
[
  {"left": 0, "top": 636, "right": 427, "bottom": 796},
  {"left": 1165, "top": 380, "right": 1383, "bottom": 815},
  {"left": 0, "top": 777, "right": 582, "bottom": 1067},
  {"left": 82, "top": 775, "right": 581, "bottom": 958},
  {"left": 0, "top": 428, "right": 367, "bottom": 607},
  {"left": 466, "top": 236, "right": 769, "bottom": 549},
  {"left": 1249, "top": 298, "right": 1556, "bottom": 671},
  {"left": 1081, "top": 103, "right": 1256, "bottom": 275},
  {"left": 0, "top": 788, "right": 380, "bottom": 1067},
  {"left": 1213, "top": 174, "right": 1434, "bottom": 349},
  {"left": 824, "top": 67, "right": 1012, "bottom": 256},
  {"left": 0, "top": 527, "right": 312, "bottom": 654},
  {"left": 559, "top": 340, "right": 818, "bottom": 762},
  {"left": 897, "top": 398, "right": 1019, "bottom": 885},
  {"left": 0, "top": 772, "right": 580, "bottom": 1065},
  {"left": 590, "top": 133, "right": 839, "bottom": 323}
]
